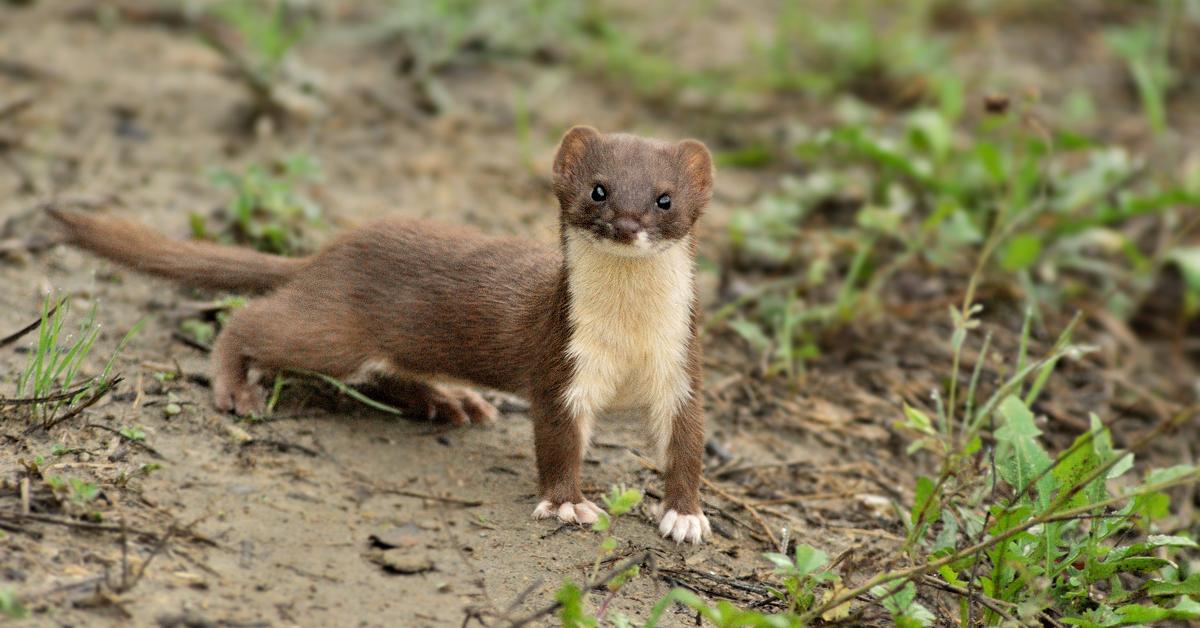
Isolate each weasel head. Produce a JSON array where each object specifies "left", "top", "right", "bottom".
[{"left": 552, "top": 126, "right": 713, "bottom": 258}]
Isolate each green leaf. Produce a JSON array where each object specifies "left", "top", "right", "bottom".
[
  {"left": 995, "top": 396, "right": 1054, "bottom": 501},
  {"left": 607, "top": 565, "right": 639, "bottom": 591},
  {"left": 901, "top": 404, "right": 936, "bottom": 436},
  {"left": 1000, "top": 233, "right": 1043, "bottom": 272},
  {"left": 907, "top": 109, "right": 953, "bottom": 161},
  {"left": 1107, "top": 453, "right": 1134, "bottom": 480},
  {"left": 1054, "top": 430, "right": 1106, "bottom": 508},
  {"left": 763, "top": 552, "right": 794, "bottom": 570},
  {"left": 601, "top": 485, "right": 642, "bottom": 517},
  {"left": 995, "top": 396, "right": 1042, "bottom": 442},
  {"left": 119, "top": 426, "right": 146, "bottom": 442},
  {"left": 1144, "top": 535, "right": 1199, "bottom": 549},
  {"left": 1104, "top": 534, "right": 1200, "bottom": 568},
  {"left": 1143, "top": 464, "right": 1199, "bottom": 487},
  {"left": 69, "top": 479, "right": 99, "bottom": 504},
  {"left": 938, "top": 565, "right": 962, "bottom": 587},
  {"left": 932, "top": 512, "right": 959, "bottom": 554},
  {"left": 1146, "top": 573, "right": 1200, "bottom": 597},
  {"left": 1130, "top": 491, "right": 1171, "bottom": 521},
  {"left": 911, "top": 476, "right": 941, "bottom": 529},
  {"left": 728, "top": 318, "right": 772, "bottom": 353},
  {"left": 1092, "top": 557, "right": 1173, "bottom": 580},
  {"left": 872, "top": 582, "right": 934, "bottom": 628},
  {"left": 555, "top": 582, "right": 595, "bottom": 627},
  {"left": 975, "top": 141, "right": 1006, "bottom": 184},
  {"left": 791, "top": 544, "right": 829, "bottom": 577},
  {"left": 1114, "top": 597, "right": 1200, "bottom": 624},
  {"left": 989, "top": 505, "right": 1033, "bottom": 535}
]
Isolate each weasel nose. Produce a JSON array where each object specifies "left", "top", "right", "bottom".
[{"left": 611, "top": 217, "right": 640, "bottom": 242}]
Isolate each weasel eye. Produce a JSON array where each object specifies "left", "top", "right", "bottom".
[
  {"left": 656, "top": 194, "right": 672, "bottom": 210},
  {"left": 591, "top": 184, "right": 607, "bottom": 202}
]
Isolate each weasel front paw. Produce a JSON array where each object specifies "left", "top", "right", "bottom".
[
  {"left": 532, "top": 499, "right": 604, "bottom": 525},
  {"left": 655, "top": 506, "right": 711, "bottom": 544}
]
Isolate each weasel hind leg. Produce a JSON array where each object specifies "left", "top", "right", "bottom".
[
  {"left": 212, "top": 321, "right": 266, "bottom": 416},
  {"left": 210, "top": 296, "right": 363, "bottom": 416},
  {"left": 209, "top": 295, "right": 500, "bottom": 424},
  {"left": 371, "top": 379, "right": 498, "bottom": 426}
]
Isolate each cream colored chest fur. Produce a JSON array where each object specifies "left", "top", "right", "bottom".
[{"left": 561, "top": 232, "right": 695, "bottom": 453}]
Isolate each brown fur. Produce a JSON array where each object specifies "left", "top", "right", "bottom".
[
  {"left": 47, "top": 209, "right": 306, "bottom": 291},
  {"left": 49, "top": 127, "right": 714, "bottom": 541}
]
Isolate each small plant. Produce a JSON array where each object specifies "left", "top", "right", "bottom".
[
  {"left": 46, "top": 475, "right": 100, "bottom": 505},
  {"left": 7, "top": 297, "right": 141, "bottom": 430},
  {"left": 871, "top": 581, "right": 935, "bottom": 627},
  {"left": 763, "top": 544, "right": 840, "bottom": 616},
  {"left": 193, "top": 156, "right": 322, "bottom": 255},
  {"left": 15, "top": 298, "right": 98, "bottom": 424},
  {"left": 118, "top": 425, "right": 146, "bottom": 441},
  {"left": 557, "top": 485, "right": 644, "bottom": 627},
  {"left": 202, "top": 0, "right": 319, "bottom": 121}
]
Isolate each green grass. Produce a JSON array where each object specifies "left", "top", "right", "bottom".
[{"left": 9, "top": 297, "right": 141, "bottom": 430}]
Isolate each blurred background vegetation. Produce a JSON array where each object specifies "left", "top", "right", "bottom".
[{"left": 337, "top": 0, "right": 1200, "bottom": 375}]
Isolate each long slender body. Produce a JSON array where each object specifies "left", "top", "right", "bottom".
[{"left": 50, "top": 126, "right": 714, "bottom": 543}]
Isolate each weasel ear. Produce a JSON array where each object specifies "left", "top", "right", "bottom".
[
  {"left": 553, "top": 126, "right": 601, "bottom": 179},
  {"left": 677, "top": 139, "right": 714, "bottom": 202}
]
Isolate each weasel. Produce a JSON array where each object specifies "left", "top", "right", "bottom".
[{"left": 49, "top": 127, "right": 714, "bottom": 543}]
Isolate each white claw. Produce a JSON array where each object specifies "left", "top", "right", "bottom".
[
  {"left": 533, "top": 500, "right": 555, "bottom": 519},
  {"left": 659, "top": 509, "right": 678, "bottom": 537},
  {"left": 557, "top": 502, "right": 576, "bottom": 523},
  {"left": 532, "top": 499, "right": 603, "bottom": 525},
  {"left": 657, "top": 508, "right": 711, "bottom": 544}
]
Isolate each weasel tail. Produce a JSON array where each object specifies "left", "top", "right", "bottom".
[{"left": 48, "top": 208, "right": 307, "bottom": 292}]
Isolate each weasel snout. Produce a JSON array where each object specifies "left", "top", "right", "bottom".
[{"left": 610, "top": 216, "right": 642, "bottom": 243}]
